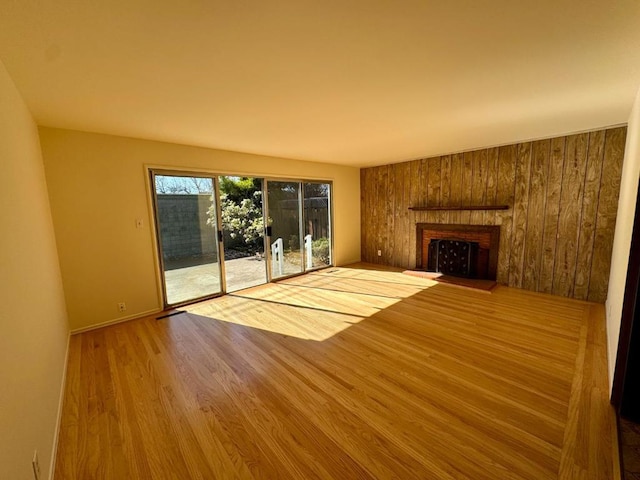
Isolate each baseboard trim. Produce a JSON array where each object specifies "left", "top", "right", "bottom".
[
  {"left": 48, "top": 333, "right": 70, "bottom": 480},
  {"left": 70, "top": 308, "right": 162, "bottom": 335},
  {"left": 613, "top": 405, "right": 623, "bottom": 480}
]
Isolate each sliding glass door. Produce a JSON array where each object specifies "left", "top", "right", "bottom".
[
  {"left": 267, "top": 181, "right": 304, "bottom": 279},
  {"left": 218, "top": 176, "right": 268, "bottom": 292},
  {"left": 303, "top": 182, "right": 331, "bottom": 269},
  {"left": 152, "top": 173, "right": 222, "bottom": 306},
  {"left": 151, "top": 171, "right": 333, "bottom": 305},
  {"left": 266, "top": 180, "right": 332, "bottom": 279}
]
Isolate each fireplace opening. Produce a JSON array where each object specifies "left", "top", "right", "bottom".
[
  {"left": 427, "top": 239, "right": 479, "bottom": 278},
  {"left": 416, "top": 223, "right": 500, "bottom": 281}
]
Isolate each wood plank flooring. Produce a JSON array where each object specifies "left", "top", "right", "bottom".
[{"left": 54, "top": 263, "right": 617, "bottom": 479}]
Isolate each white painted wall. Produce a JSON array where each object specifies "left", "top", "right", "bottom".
[
  {"left": 606, "top": 85, "right": 640, "bottom": 393},
  {"left": 39, "top": 128, "right": 361, "bottom": 332},
  {"left": 0, "top": 60, "right": 69, "bottom": 479}
]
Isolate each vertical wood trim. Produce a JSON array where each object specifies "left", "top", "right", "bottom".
[
  {"left": 401, "top": 162, "right": 412, "bottom": 267},
  {"left": 588, "top": 127, "right": 626, "bottom": 302},
  {"left": 449, "top": 154, "right": 462, "bottom": 223},
  {"left": 440, "top": 156, "right": 452, "bottom": 225},
  {"left": 553, "top": 134, "right": 589, "bottom": 297},
  {"left": 376, "top": 166, "right": 384, "bottom": 263},
  {"left": 496, "top": 145, "right": 517, "bottom": 285},
  {"left": 573, "top": 131, "right": 605, "bottom": 300},
  {"left": 408, "top": 160, "right": 422, "bottom": 268},
  {"left": 460, "top": 153, "right": 474, "bottom": 225},
  {"left": 539, "top": 136, "right": 566, "bottom": 294},
  {"left": 383, "top": 165, "right": 402, "bottom": 267},
  {"left": 470, "top": 149, "right": 489, "bottom": 225},
  {"left": 419, "top": 158, "right": 429, "bottom": 241},
  {"left": 522, "top": 139, "right": 551, "bottom": 292},
  {"left": 392, "top": 163, "right": 401, "bottom": 267},
  {"left": 427, "top": 158, "right": 441, "bottom": 226},
  {"left": 485, "top": 148, "right": 500, "bottom": 226},
  {"left": 509, "top": 142, "right": 532, "bottom": 288}
]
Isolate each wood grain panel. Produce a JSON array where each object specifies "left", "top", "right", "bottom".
[
  {"left": 401, "top": 162, "right": 412, "bottom": 267},
  {"left": 496, "top": 145, "right": 517, "bottom": 285},
  {"left": 553, "top": 134, "right": 589, "bottom": 297},
  {"left": 448, "top": 153, "right": 463, "bottom": 224},
  {"left": 384, "top": 165, "right": 394, "bottom": 264},
  {"left": 509, "top": 142, "right": 532, "bottom": 288},
  {"left": 360, "top": 127, "right": 626, "bottom": 301},
  {"left": 392, "top": 164, "right": 404, "bottom": 267},
  {"left": 368, "top": 167, "right": 377, "bottom": 263},
  {"left": 408, "top": 160, "right": 422, "bottom": 268},
  {"left": 460, "top": 153, "right": 474, "bottom": 225},
  {"left": 522, "top": 140, "right": 550, "bottom": 291},
  {"left": 470, "top": 149, "right": 489, "bottom": 225},
  {"left": 440, "top": 155, "right": 452, "bottom": 224},
  {"left": 539, "top": 137, "right": 566, "bottom": 294},
  {"left": 420, "top": 158, "right": 430, "bottom": 227},
  {"left": 375, "top": 165, "right": 384, "bottom": 263},
  {"left": 588, "top": 127, "right": 627, "bottom": 302},
  {"left": 427, "top": 157, "right": 441, "bottom": 225},
  {"left": 485, "top": 147, "right": 499, "bottom": 226},
  {"left": 573, "top": 131, "right": 605, "bottom": 300}
]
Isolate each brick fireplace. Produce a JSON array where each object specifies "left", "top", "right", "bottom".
[{"left": 416, "top": 223, "right": 500, "bottom": 280}]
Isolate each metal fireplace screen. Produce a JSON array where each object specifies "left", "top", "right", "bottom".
[{"left": 427, "top": 238, "right": 479, "bottom": 278}]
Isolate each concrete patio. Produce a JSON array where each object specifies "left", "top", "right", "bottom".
[{"left": 164, "top": 255, "right": 306, "bottom": 304}]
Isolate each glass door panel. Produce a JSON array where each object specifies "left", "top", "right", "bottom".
[
  {"left": 218, "top": 176, "right": 267, "bottom": 292},
  {"left": 153, "top": 173, "right": 222, "bottom": 306},
  {"left": 303, "top": 182, "right": 332, "bottom": 269},
  {"left": 267, "top": 181, "right": 304, "bottom": 279}
]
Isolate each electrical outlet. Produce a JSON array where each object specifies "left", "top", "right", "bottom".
[
  {"left": 32, "top": 450, "right": 40, "bottom": 480},
  {"left": 377, "top": 249, "right": 382, "bottom": 257},
  {"left": 118, "top": 302, "right": 126, "bottom": 312}
]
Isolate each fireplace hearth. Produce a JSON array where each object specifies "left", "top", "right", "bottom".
[{"left": 416, "top": 223, "right": 500, "bottom": 281}]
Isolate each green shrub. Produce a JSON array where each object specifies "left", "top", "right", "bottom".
[{"left": 312, "top": 237, "right": 330, "bottom": 264}]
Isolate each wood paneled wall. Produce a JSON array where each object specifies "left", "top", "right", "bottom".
[{"left": 360, "top": 127, "right": 627, "bottom": 302}]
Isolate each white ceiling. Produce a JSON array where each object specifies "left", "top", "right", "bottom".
[{"left": 1, "top": 1, "right": 639, "bottom": 167}]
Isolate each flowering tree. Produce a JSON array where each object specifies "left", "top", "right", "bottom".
[
  {"left": 207, "top": 177, "right": 264, "bottom": 253},
  {"left": 219, "top": 192, "right": 264, "bottom": 247}
]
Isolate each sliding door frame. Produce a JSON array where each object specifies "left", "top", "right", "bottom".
[
  {"left": 264, "top": 178, "right": 334, "bottom": 283},
  {"left": 303, "top": 180, "right": 333, "bottom": 268},
  {"left": 149, "top": 168, "right": 226, "bottom": 308},
  {"left": 148, "top": 167, "right": 335, "bottom": 308},
  {"left": 217, "top": 175, "right": 269, "bottom": 293}
]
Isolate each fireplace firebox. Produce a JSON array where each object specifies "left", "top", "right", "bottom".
[
  {"left": 427, "top": 239, "right": 479, "bottom": 278},
  {"left": 416, "top": 223, "right": 500, "bottom": 281}
]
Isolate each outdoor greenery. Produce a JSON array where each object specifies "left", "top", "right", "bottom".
[
  {"left": 156, "top": 175, "right": 331, "bottom": 263},
  {"left": 208, "top": 177, "right": 264, "bottom": 253},
  {"left": 312, "top": 237, "right": 330, "bottom": 264}
]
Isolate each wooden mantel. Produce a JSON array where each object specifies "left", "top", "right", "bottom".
[{"left": 409, "top": 205, "right": 509, "bottom": 211}]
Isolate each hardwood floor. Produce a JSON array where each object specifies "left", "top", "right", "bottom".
[{"left": 54, "top": 263, "right": 617, "bottom": 479}]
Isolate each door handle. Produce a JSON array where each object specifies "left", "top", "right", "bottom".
[{"left": 218, "top": 230, "right": 223, "bottom": 243}]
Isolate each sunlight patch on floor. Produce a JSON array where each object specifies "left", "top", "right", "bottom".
[{"left": 181, "top": 267, "right": 438, "bottom": 341}]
